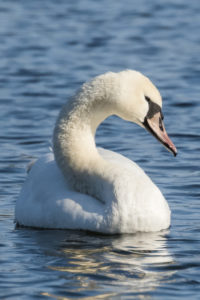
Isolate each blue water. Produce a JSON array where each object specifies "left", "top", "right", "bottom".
[{"left": 1, "top": 0, "right": 200, "bottom": 298}]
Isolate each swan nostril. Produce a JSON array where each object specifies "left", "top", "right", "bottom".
[{"left": 159, "top": 117, "right": 164, "bottom": 131}]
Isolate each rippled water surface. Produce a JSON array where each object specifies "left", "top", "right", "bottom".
[{"left": 1, "top": 0, "right": 200, "bottom": 298}]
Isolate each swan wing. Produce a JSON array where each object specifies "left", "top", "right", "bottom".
[{"left": 15, "top": 150, "right": 170, "bottom": 233}]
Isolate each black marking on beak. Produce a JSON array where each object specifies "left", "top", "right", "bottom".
[
  {"left": 144, "top": 96, "right": 177, "bottom": 156},
  {"left": 145, "top": 96, "right": 161, "bottom": 119}
]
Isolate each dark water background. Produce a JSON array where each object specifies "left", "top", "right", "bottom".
[{"left": 1, "top": 0, "right": 200, "bottom": 299}]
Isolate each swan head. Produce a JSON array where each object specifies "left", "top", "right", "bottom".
[{"left": 106, "top": 70, "right": 177, "bottom": 156}]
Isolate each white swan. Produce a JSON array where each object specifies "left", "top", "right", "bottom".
[{"left": 15, "top": 70, "right": 177, "bottom": 233}]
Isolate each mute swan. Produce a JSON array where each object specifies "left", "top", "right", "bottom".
[{"left": 15, "top": 70, "right": 177, "bottom": 233}]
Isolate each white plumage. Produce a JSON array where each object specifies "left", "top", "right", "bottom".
[{"left": 15, "top": 70, "right": 176, "bottom": 233}]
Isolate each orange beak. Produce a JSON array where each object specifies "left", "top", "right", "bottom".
[{"left": 143, "top": 111, "right": 177, "bottom": 156}]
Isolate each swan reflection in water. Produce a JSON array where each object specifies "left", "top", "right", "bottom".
[{"left": 28, "top": 229, "right": 176, "bottom": 298}]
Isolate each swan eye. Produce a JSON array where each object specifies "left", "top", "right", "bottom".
[{"left": 145, "top": 96, "right": 151, "bottom": 103}]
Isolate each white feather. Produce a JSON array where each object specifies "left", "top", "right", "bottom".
[{"left": 15, "top": 70, "right": 170, "bottom": 233}]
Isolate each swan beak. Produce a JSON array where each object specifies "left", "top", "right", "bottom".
[{"left": 143, "top": 111, "right": 177, "bottom": 156}]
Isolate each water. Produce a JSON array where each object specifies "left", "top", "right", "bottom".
[{"left": 1, "top": 0, "right": 200, "bottom": 298}]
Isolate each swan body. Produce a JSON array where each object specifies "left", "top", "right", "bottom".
[{"left": 15, "top": 70, "right": 177, "bottom": 233}]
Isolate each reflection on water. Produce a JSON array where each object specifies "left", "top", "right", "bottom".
[{"left": 25, "top": 229, "right": 175, "bottom": 298}]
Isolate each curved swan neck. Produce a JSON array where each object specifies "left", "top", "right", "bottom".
[
  {"left": 53, "top": 74, "right": 119, "bottom": 199},
  {"left": 53, "top": 98, "right": 111, "bottom": 169}
]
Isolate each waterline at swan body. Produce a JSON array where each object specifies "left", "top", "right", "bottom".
[{"left": 15, "top": 70, "right": 177, "bottom": 233}]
